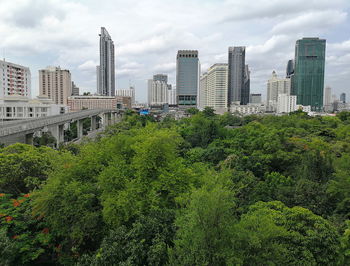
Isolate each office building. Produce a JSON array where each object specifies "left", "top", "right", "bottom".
[
  {"left": 199, "top": 63, "right": 228, "bottom": 113},
  {"left": 71, "top": 82, "right": 79, "bottom": 96},
  {"left": 250, "top": 93, "right": 262, "bottom": 104},
  {"left": 340, "top": 93, "right": 346, "bottom": 103},
  {"left": 67, "top": 95, "right": 130, "bottom": 112},
  {"left": 292, "top": 37, "right": 326, "bottom": 111},
  {"left": 148, "top": 79, "right": 168, "bottom": 106},
  {"left": 242, "top": 65, "right": 250, "bottom": 105},
  {"left": 286, "top": 59, "right": 294, "bottom": 78},
  {"left": 39, "top": 66, "right": 72, "bottom": 105},
  {"left": 176, "top": 50, "right": 200, "bottom": 106},
  {"left": 228, "top": 46, "right": 246, "bottom": 106},
  {"left": 168, "top": 86, "right": 177, "bottom": 105},
  {"left": 116, "top": 87, "right": 135, "bottom": 105},
  {"left": 267, "top": 71, "right": 291, "bottom": 109},
  {"left": 324, "top": 86, "right": 332, "bottom": 112},
  {"left": 199, "top": 72, "right": 208, "bottom": 109},
  {"left": 98, "top": 27, "right": 115, "bottom": 96},
  {"left": 277, "top": 94, "right": 297, "bottom": 114},
  {"left": 153, "top": 74, "right": 168, "bottom": 83},
  {"left": 0, "top": 59, "right": 31, "bottom": 98}
]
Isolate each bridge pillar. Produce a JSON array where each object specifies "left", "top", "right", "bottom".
[
  {"left": 91, "top": 116, "right": 97, "bottom": 131},
  {"left": 102, "top": 113, "right": 111, "bottom": 128},
  {"left": 25, "top": 133, "right": 34, "bottom": 145},
  {"left": 77, "top": 119, "right": 84, "bottom": 139},
  {"left": 50, "top": 124, "right": 64, "bottom": 148}
]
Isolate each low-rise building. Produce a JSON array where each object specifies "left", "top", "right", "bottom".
[
  {"left": 67, "top": 95, "right": 131, "bottom": 112},
  {"left": 230, "top": 103, "right": 266, "bottom": 115},
  {"left": 0, "top": 95, "right": 66, "bottom": 120}
]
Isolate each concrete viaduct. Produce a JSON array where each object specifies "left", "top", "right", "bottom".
[{"left": 0, "top": 109, "right": 122, "bottom": 147}]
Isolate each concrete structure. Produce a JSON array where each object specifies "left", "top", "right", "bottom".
[
  {"left": 0, "top": 95, "right": 66, "bottom": 120},
  {"left": 228, "top": 46, "right": 246, "bottom": 106},
  {"left": 116, "top": 87, "right": 135, "bottom": 105},
  {"left": 168, "top": 86, "right": 177, "bottom": 105},
  {"left": 267, "top": 71, "right": 291, "bottom": 110},
  {"left": 148, "top": 79, "right": 168, "bottom": 106},
  {"left": 176, "top": 50, "right": 200, "bottom": 107},
  {"left": 292, "top": 37, "right": 326, "bottom": 111},
  {"left": 0, "top": 109, "right": 122, "bottom": 147},
  {"left": 199, "top": 63, "right": 228, "bottom": 113},
  {"left": 39, "top": 66, "right": 72, "bottom": 105},
  {"left": 67, "top": 95, "right": 130, "bottom": 112},
  {"left": 98, "top": 27, "right": 115, "bottom": 96},
  {"left": 153, "top": 74, "right": 168, "bottom": 83},
  {"left": 340, "top": 93, "right": 346, "bottom": 103},
  {"left": 277, "top": 94, "right": 297, "bottom": 114},
  {"left": 71, "top": 82, "right": 79, "bottom": 96},
  {"left": 230, "top": 103, "right": 266, "bottom": 115},
  {"left": 324, "top": 86, "right": 332, "bottom": 112},
  {"left": 242, "top": 65, "right": 250, "bottom": 105},
  {"left": 0, "top": 59, "right": 31, "bottom": 98},
  {"left": 250, "top": 93, "right": 262, "bottom": 104}
]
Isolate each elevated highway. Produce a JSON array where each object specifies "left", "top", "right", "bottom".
[{"left": 0, "top": 109, "right": 122, "bottom": 146}]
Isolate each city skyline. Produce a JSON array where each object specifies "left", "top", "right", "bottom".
[{"left": 0, "top": 0, "right": 349, "bottom": 101}]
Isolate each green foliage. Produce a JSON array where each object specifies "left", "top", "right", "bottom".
[
  {"left": 0, "top": 144, "right": 56, "bottom": 196},
  {"left": 2, "top": 112, "right": 350, "bottom": 265}
]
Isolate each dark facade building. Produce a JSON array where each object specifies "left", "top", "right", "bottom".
[
  {"left": 340, "top": 93, "right": 346, "bottom": 103},
  {"left": 98, "top": 27, "right": 115, "bottom": 96},
  {"left": 286, "top": 59, "right": 294, "bottom": 78},
  {"left": 292, "top": 38, "right": 326, "bottom": 111},
  {"left": 242, "top": 65, "right": 250, "bottom": 105},
  {"left": 176, "top": 50, "right": 200, "bottom": 106},
  {"left": 228, "top": 46, "right": 246, "bottom": 106},
  {"left": 153, "top": 74, "right": 168, "bottom": 83}
]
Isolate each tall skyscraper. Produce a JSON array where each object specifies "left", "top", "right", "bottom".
[
  {"left": 199, "top": 64, "right": 228, "bottom": 113},
  {"left": 98, "top": 27, "right": 115, "bottom": 96},
  {"left": 39, "top": 66, "right": 72, "bottom": 105},
  {"left": 292, "top": 37, "right": 326, "bottom": 111},
  {"left": 242, "top": 65, "right": 250, "bottom": 105},
  {"left": 176, "top": 50, "right": 200, "bottom": 106},
  {"left": 228, "top": 46, "right": 246, "bottom": 106},
  {"left": 286, "top": 59, "right": 294, "bottom": 78},
  {"left": 340, "top": 93, "right": 346, "bottom": 103},
  {"left": 0, "top": 59, "right": 31, "bottom": 98}
]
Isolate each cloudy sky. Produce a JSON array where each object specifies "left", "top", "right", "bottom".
[{"left": 0, "top": 0, "right": 349, "bottom": 102}]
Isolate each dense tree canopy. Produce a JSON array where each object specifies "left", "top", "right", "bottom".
[{"left": 1, "top": 111, "right": 350, "bottom": 265}]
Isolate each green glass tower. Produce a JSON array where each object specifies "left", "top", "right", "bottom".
[{"left": 292, "top": 38, "right": 326, "bottom": 111}]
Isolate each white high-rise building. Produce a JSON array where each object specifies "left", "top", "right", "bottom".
[
  {"left": 148, "top": 80, "right": 168, "bottom": 106},
  {"left": 277, "top": 94, "right": 297, "bottom": 114},
  {"left": 267, "top": 71, "right": 291, "bottom": 110},
  {"left": 324, "top": 86, "right": 332, "bottom": 112},
  {"left": 199, "top": 64, "right": 228, "bottom": 113},
  {"left": 0, "top": 60, "right": 31, "bottom": 98},
  {"left": 168, "top": 86, "right": 177, "bottom": 105},
  {"left": 116, "top": 87, "right": 135, "bottom": 105}
]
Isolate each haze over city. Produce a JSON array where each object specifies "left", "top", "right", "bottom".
[{"left": 0, "top": 0, "right": 349, "bottom": 101}]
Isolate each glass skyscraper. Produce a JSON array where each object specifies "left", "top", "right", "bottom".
[
  {"left": 292, "top": 38, "right": 326, "bottom": 111},
  {"left": 98, "top": 27, "right": 115, "bottom": 96},
  {"left": 176, "top": 50, "right": 200, "bottom": 106},
  {"left": 228, "top": 46, "right": 247, "bottom": 106}
]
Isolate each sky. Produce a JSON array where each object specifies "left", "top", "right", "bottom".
[{"left": 0, "top": 0, "right": 349, "bottom": 102}]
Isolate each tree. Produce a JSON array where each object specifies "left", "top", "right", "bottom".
[
  {"left": 0, "top": 144, "right": 56, "bottom": 196},
  {"left": 233, "top": 201, "right": 341, "bottom": 265},
  {"left": 169, "top": 171, "right": 236, "bottom": 265}
]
